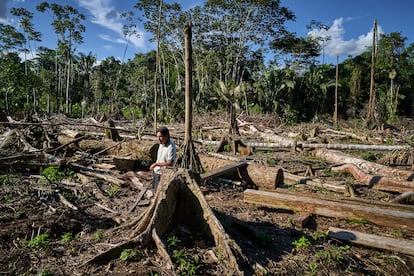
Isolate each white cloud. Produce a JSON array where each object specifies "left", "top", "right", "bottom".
[
  {"left": 308, "top": 17, "right": 384, "bottom": 58},
  {"left": 77, "top": 0, "right": 146, "bottom": 50}
]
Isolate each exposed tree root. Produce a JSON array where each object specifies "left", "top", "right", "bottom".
[
  {"left": 176, "top": 140, "right": 203, "bottom": 173},
  {"left": 83, "top": 168, "right": 247, "bottom": 275}
]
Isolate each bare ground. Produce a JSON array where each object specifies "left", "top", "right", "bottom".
[{"left": 0, "top": 114, "right": 413, "bottom": 275}]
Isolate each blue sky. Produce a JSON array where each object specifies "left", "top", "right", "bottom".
[{"left": 1, "top": 0, "right": 413, "bottom": 65}]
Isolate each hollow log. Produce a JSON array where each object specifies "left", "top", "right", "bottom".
[
  {"left": 331, "top": 163, "right": 414, "bottom": 193},
  {"left": 84, "top": 168, "right": 247, "bottom": 275},
  {"left": 243, "top": 189, "right": 414, "bottom": 230},
  {"left": 311, "top": 148, "right": 414, "bottom": 181}
]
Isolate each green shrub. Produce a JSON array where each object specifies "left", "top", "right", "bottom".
[
  {"left": 120, "top": 248, "right": 141, "bottom": 261},
  {"left": 28, "top": 233, "right": 50, "bottom": 249}
]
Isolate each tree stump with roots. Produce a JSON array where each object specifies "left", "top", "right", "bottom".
[{"left": 84, "top": 168, "right": 246, "bottom": 275}]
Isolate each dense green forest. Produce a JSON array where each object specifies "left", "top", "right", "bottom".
[{"left": 1, "top": 0, "right": 413, "bottom": 126}]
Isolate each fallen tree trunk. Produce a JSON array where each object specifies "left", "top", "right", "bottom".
[
  {"left": 200, "top": 154, "right": 283, "bottom": 189},
  {"left": 329, "top": 227, "right": 414, "bottom": 256},
  {"left": 84, "top": 168, "right": 247, "bottom": 275},
  {"left": 239, "top": 123, "right": 296, "bottom": 150},
  {"left": 302, "top": 143, "right": 410, "bottom": 151},
  {"left": 199, "top": 154, "right": 346, "bottom": 192},
  {"left": 310, "top": 148, "right": 414, "bottom": 181},
  {"left": 201, "top": 160, "right": 248, "bottom": 181},
  {"left": 243, "top": 189, "right": 414, "bottom": 230},
  {"left": 331, "top": 163, "right": 414, "bottom": 193}
]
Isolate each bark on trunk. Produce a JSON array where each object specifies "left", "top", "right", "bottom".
[
  {"left": 331, "top": 163, "right": 414, "bottom": 193},
  {"left": 311, "top": 148, "right": 414, "bottom": 181},
  {"left": 243, "top": 189, "right": 414, "bottom": 230}
]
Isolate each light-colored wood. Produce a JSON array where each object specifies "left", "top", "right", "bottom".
[
  {"left": 200, "top": 154, "right": 346, "bottom": 192},
  {"left": 200, "top": 154, "right": 283, "bottom": 189},
  {"left": 332, "top": 163, "right": 414, "bottom": 193},
  {"left": 302, "top": 143, "right": 410, "bottom": 151},
  {"left": 243, "top": 189, "right": 414, "bottom": 230},
  {"left": 329, "top": 227, "right": 414, "bottom": 256},
  {"left": 201, "top": 161, "right": 248, "bottom": 181},
  {"left": 311, "top": 148, "right": 414, "bottom": 181}
]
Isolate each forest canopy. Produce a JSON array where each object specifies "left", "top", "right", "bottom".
[{"left": 1, "top": 0, "right": 413, "bottom": 125}]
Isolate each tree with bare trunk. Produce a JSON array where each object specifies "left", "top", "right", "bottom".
[{"left": 177, "top": 21, "right": 203, "bottom": 173}]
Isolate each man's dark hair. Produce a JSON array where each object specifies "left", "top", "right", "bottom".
[{"left": 156, "top": 127, "right": 170, "bottom": 138}]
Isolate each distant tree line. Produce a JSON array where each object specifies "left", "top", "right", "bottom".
[{"left": 1, "top": 0, "right": 413, "bottom": 126}]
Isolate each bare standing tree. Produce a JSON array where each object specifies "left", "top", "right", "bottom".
[
  {"left": 177, "top": 21, "right": 202, "bottom": 173},
  {"left": 367, "top": 19, "right": 378, "bottom": 125}
]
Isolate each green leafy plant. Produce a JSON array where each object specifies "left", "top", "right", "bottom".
[
  {"left": 168, "top": 235, "right": 202, "bottom": 275},
  {"left": 316, "top": 245, "right": 350, "bottom": 263},
  {"left": 120, "top": 248, "right": 141, "bottom": 261},
  {"left": 292, "top": 236, "right": 311, "bottom": 248},
  {"left": 39, "top": 268, "right": 52, "bottom": 276},
  {"left": 167, "top": 235, "right": 181, "bottom": 248},
  {"left": 223, "top": 143, "right": 231, "bottom": 152},
  {"left": 93, "top": 231, "right": 103, "bottom": 241},
  {"left": 61, "top": 232, "right": 73, "bottom": 244},
  {"left": 172, "top": 249, "right": 202, "bottom": 276},
  {"left": 28, "top": 233, "right": 50, "bottom": 249},
  {"left": 392, "top": 228, "right": 404, "bottom": 238},
  {"left": 266, "top": 157, "right": 278, "bottom": 165},
  {"left": 312, "top": 229, "right": 329, "bottom": 241},
  {"left": 308, "top": 262, "right": 318, "bottom": 275},
  {"left": 384, "top": 137, "right": 393, "bottom": 145},
  {"left": 41, "top": 166, "right": 75, "bottom": 182},
  {"left": 107, "top": 186, "right": 119, "bottom": 198},
  {"left": 346, "top": 218, "right": 368, "bottom": 225},
  {"left": 0, "top": 174, "right": 20, "bottom": 185},
  {"left": 362, "top": 151, "right": 376, "bottom": 161}
]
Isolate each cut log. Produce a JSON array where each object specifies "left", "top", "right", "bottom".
[
  {"left": 199, "top": 154, "right": 346, "bottom": 192},
  {"left": 245, "top": 124, "right": 296, "bottom": 150},
  {"left": 84, "top": 168, "right": 247, "bottom": 274},
  {"left": 70, "top": 163, "right": 126, "bottom": 186},
  {"left": 201, "top": 161, "right": 248, "bottom": 181},
  {"left": 331, "top": 163, "right": 414, "bottom": 193},
  {"left": 329, "top": 227, "right": 414, "bottom": 256},
  {"left": 200, "top": 154, "right": 282, "bottom": 189},
  {"left": 311, "top": 148, "right": 414, "bottom": 181},
  {"left": 243, "top": 189, "right": 414, "bottom": 230},
  {"left": 302, "top": 143, "right": 410, "bottom": 151}
]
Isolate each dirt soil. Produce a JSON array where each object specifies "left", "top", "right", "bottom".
[{"left": 0, "top": 113, "right": 413, "bottom": 275}]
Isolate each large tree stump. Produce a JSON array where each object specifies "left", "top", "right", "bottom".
[{"left": 84, "top": 168, "right": 246, "bottom": 275}]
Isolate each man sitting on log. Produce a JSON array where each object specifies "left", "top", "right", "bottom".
[{"left": 149, "top": 127, "right": 177, "bottom": 192}]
